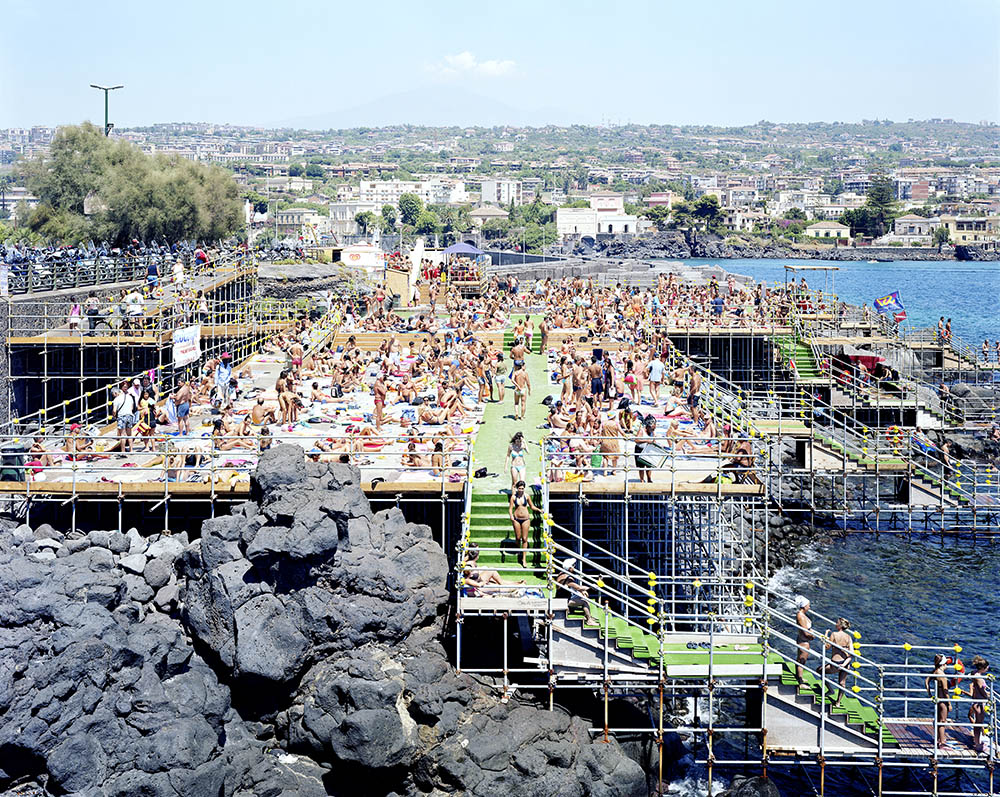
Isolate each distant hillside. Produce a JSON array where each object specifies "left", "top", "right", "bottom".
[{"left": 278, "top": 87, "right": 567, "bottom": 129}]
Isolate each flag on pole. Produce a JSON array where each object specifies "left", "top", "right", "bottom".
[{"left": 873, "top": 291, "right": 907, "bottom": 322}]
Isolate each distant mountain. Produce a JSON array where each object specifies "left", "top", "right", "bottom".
[{"left": 276, "top": 87, "right": 572, "bottom": 130}]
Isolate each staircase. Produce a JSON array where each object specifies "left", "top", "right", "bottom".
[
  {"left": 504, "top": 328, "right": 543, "bottom": 354},
  {"left": 775, "top": 661, "right": 897, "bottom": 748},
  {"left": 774, "top": 336, "right": 823, "bottom": 383},
  {"left": 810, "top": 431, "right": 970, "bottom": 506},
  {"left": 562, "top": 601, "right": 784, "bottom": 674},
  {"left": 466, "top": 491, "right": 546, "bottom": 585}
]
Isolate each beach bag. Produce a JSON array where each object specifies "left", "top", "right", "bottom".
[{"left": 474, "top": 467, "right": 487, "bottom": 478}]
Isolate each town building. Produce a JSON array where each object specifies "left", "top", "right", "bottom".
[
  {"left": 937, "top": 215, "right": 1000, "bottom": 244},
  {"left": 469, "top": 205, "right": 510, "bottom": 228},
  {"left": 358, "top": 179, "right": 468, "bottom": 206},
  {"left": 275, "top": 207, "right": 326, "bottom": 238},
  {"left": 803, "top": 221, "right": 850, "bottom": 239},
  {"left": 328, "top": 201, "right": 381, "bottom": 237},
  {"left": 480, "top": 179, "right": 522, "bottom": 206}
]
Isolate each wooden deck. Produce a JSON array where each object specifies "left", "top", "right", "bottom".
[
  {"left": 884, "top": 719, "right": 990, "bottom": 759},
  {"left": 0, "top": 479, "right": 463, "bottom": 499},
  {"left": 8, "top": 321, "right": 294, "bottom": 347},
  {"left": 753, "top": 420, "right": 811, "bottom": 436},
  {"left": 548, "top": 481, "right": 764, "bottom": 496}
]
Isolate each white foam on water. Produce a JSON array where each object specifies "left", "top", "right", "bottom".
[
  {"left": 665, "top": 774, "right": 728, "bottom": 796},
  {"left": 768, "top": 542, "right": 824, "bottom": 603}
]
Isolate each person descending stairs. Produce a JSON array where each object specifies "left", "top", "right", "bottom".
[{"left": 465, "top": 314, "right": 550, "bottom": 586}]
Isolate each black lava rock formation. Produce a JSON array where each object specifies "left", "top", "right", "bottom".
[{"left": 0, "top": 444, "right": 646, "bottom": 796}]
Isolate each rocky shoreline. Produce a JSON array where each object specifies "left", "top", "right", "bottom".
[
  {"left": 589, "top": 232, "right": 999, "bottom": 262},
  {"left": 0, "top": 445, "right": 648, "bottom": 797}
]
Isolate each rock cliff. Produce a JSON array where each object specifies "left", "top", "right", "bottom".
[{"left": 0, "top": 444, "right": 646, "bottom": 797}]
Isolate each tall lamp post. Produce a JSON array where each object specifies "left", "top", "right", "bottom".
[{"left": 90, "top": 84, "right": 124, "bottom": 136}]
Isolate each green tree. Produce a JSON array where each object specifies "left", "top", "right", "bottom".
[
  {"left": 932, "top": 226, "right": 950, "bottom": 248},
  {"left": 304, "top": 164, "right": 324, "bottom": 178},
  {"left": 381, "top": 204, "right": 397, "bottom": 227},
  {"left": 561, "top": 199, "right": 590, "bottom": 208},
  {"left": 823, "top": 178, "right": 844, "bottom": 196},
  {"left": 641, "top": 205, "right": 671, "bottom": 228},
  {"left": 245, "top": 191, "right": 268, "bottom": 215},
  {"left": 398, "top": 193, "right": 423, "bottom": 226},
  {"left": 785, "top": 207, "right": 807, "bottom": 221},
  {"left": 669, "top": 200, "right": 693, "bottom": 229},
  {"left": 0, "top": 175, "right": 11, "bottom": 219},
  {"left": 866, "top": 174, "right": 898, "bottom": 237},
  {"left": 354, "top": 211, "right": 377, "bottom": 234},
  {"left": 839, "top": 207, "right": 878, "bottom": 238},
  {"left": 414, "top": 210, "right": 440, "bottom": 236},
  {"left": 481, "top": 218, "right": 511, "bottom": 240},
  {"left": 18, "top": 123, "right": 242, "bottom": 245},
  {"left": 288, "top": 163, "right": 305, "bottom": 177},
  {"left": 692, "top": 195, "right": 723, "bottom": 231}
]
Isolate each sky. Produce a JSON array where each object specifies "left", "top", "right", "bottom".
[{"left": 2, "top": 0, "right": 998, "bottom": 129}]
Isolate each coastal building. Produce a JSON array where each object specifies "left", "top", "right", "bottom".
[
  {"left": 892, "top": 214, "right": 940, "bottom": 239},
  {"left": 938, "top": 215, "right": 1000, "bottom": 244},
  {"left": 275, "top": 207, "right": 326, "bottom": 238},
  {"left": 646, "top": 191, "right": 678, "bottom": 208},
  {"left": 722, "top": 208, "right": 769, "bottom": 232},
  {"left": 803, "top": 220, "right": 850, "bottom": 239},
  {"left": 358, "top": 179, "right": 468, "bottom": 206},
  {"left": 556, "top": 205, "right": 639, "bottom": 239},
  {"left": 469, "top": 205, "right": 510, "bottom": 228},
  {"left": 480, "top": 179, "right": 522, "bottom": 206},
  {"left": 328, "top": 200, "right": 381, "bottom": 237}
]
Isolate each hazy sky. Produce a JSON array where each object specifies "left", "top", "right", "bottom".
[{"left": 2, "top": 0, "right": 998, "bottom": 128}]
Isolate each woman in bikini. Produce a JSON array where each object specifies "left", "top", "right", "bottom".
[
  {"left": 508, "top": 479, "right": 540, "bottom": 568},
  {"left": 795, "top": 596, "right": 814, "bottom": 687},
  {"left": 505, "top": 432, "right": 528, "bottom": 488},
  {"left": 824, "top": 617, "right": 853, "bottom": 707},
  {"left": 926, "top": 654, "right": 952, "bottom": 750}
]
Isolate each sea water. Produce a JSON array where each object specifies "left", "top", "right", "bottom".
[
  {"left": 664, "top": 257, "right": 1000, "bottom": 347},
  {"left": 649, "top": 258, "right": 999, "bottom": 793}
]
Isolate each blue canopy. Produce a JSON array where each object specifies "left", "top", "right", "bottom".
[{"left": 443, "top": 242, "right": 483, "bottom": 255}]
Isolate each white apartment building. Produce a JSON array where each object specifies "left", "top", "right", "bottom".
[
  {"left": 275, "top": 207, "right": 327, "bottom": 238},
  {"left": 328, "top": 201, "right": 381, "bottom": 237},
  {"left": 358, "top": 179, "right": 468, "bottom": 206},
  {"left": 556, "top": 206, "right": 639, "bottom": 239},
  {"left": 480, "top": 179, "right": 523, "bottom": 206}
]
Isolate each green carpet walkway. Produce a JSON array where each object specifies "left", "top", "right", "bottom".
[{"left": 466, "top": 317, "right": 553, "bottom": 585}]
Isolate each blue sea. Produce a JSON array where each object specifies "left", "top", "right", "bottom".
[{"left": 678, "top": 257, "right": 1000, "bottom": 348}]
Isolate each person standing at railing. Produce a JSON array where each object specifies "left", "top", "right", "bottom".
[
  {"left": 214, "top": 353, "right": 233, "bottom": 410},
  {"left": 926, "top": 654, "right": 952, "bottom": 751},
  {"left": 84, "top": 291, "right": 100, "bottom": 335},
  {"left": 112, "top": 386, "right": 138, "bottom": 453},
  {"left": 172, "top": 379, "right": 192, "bottom": 436},
  {"left": 795, "top": 596, "right": 814, "bottom": 688},
  {"left": 961, "top": 655, "right": 990, "bottom": 754},
  {"left": 173, "top": 259, "right": 185, "bottom": 288},
  {"left": 146, "top": 258, "right": 159, "bottom": 290},
  {"left": 824, "top": 617, "right": 853, "bottom": 708}
]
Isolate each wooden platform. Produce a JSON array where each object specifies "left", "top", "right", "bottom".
[
  {"left": 7, "top": 322, "right": 295, "bottom": 347},
  {"left": 884, "top": 719, "right": 989, "bottom": 759},
  {"left": 753, "top": 420, "right": 811, "bottom": 436},
  {"left": 548, "top": 481, "right": 764, "bottom": 496},
  {"left": 0, "top": 479, "right": 464, "bottom": 499}
]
